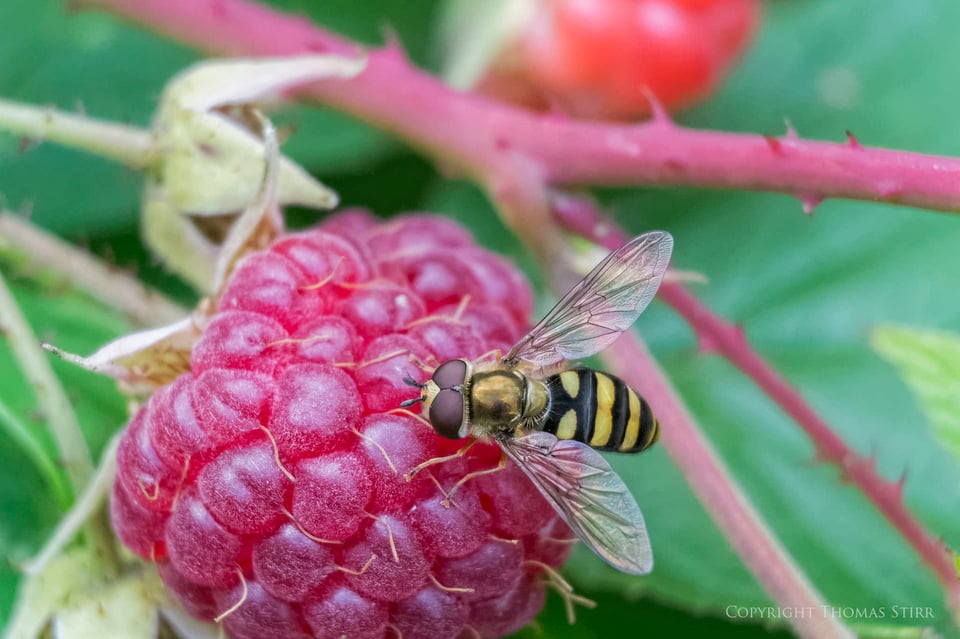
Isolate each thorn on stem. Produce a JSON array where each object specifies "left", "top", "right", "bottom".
[
  {"left": 845, "top": 130, "right": 863, "bottom": 149},
  {"left": 783, "top": 118, "right": 799, "bottom": 140},
  {"left": 796, "top": 193, "right": 824, "bottom": 216},
  {"left": 894, "top": 468, "right": 909, "bottom": 499},
  {"left": 380, "top": 25, "right": 409, "bottom": 63},
  {"left": 642, "top": 88, "right": 673, "bottom": 126},
  {"left": 763, "top": 135, "right": 783, "bottom": 156}
]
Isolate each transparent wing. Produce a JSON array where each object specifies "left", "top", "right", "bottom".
[
  {"left": 504, "top": 231, "right": 673, "bottom": 369},
  {"left": 498, "top": 431, "right": 653, "bottom": 575}
]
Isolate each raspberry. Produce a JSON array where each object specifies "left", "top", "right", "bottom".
[
  {"left": 111, "top": 210, "right": 574, "bottom": 638},
  {"left": 478, "top": 0, "right": 761, "bottom": 120}
]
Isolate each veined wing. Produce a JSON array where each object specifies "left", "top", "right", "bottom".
[
  {"left": 504, "top": 231, "right": 673, "bottom": 370},
  {"left": 498, "top": 431, "right": 653, "bottom": 575}
]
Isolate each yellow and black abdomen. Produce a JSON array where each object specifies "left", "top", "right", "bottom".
[{"left": 541, "top": 368, "right": 659, "bottom": 453}]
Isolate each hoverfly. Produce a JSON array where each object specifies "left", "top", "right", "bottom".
[{"left": 402, "top": 231, "right": 673, "bottom": 574}]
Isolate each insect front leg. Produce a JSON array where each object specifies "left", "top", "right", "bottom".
[
  {"left": 403, "top": 438, "right": 481, "bottom": 482},
  {"left": 404, "top": 439, "right": 509, "bottom": 508},
  {"left": 443, "top": 452, "right": 506, "bottom": 504}
]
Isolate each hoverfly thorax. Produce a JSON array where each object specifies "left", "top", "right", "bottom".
[{"left": 413, "top": 358, "right": 551, "bottom": 441}]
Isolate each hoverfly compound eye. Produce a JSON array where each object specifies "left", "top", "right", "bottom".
[
  {"left": 432, "top": 359, "right": 468, "bottom": 389},
  {"left": 429, "top": 388, "right": 465, "bottom": 439}
]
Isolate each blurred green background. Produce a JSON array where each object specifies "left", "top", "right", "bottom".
[{"left": 1, "top": 0, "right": 959, "bottom": 637}]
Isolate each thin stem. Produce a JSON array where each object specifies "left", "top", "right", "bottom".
[
  {"left": 0, "top": 269, "right": 119, "bottom": 577},
  {"left": 0, "top": 98, "right": 156, "bottom": 168},
  {"left": 86, "top": 0, "right": 960, "bottom": 214},
  {"left": 603, "top": 335, "right": 852, "bottom": 639},
  {"left": 23, "top": 432, "right": 121, "bottom": 577},
  {"left": 0, "top": 270, "right": 94, "bottom": 491},
  {"left": 658, "top": 281, "right": 960, "bottom": 610},
  {"left": 0, "top": 213, "right": 188, "bottom": 327}
]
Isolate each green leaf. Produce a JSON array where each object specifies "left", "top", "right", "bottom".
[
  {"left": 2, "top": 0, "right": 960, "bottom": 637},
  {"left": 872, "top": 325, "right": 960, "bottom": 462},
  {"left": 0, "top": 264, "right": 130, "bottom": 628}
]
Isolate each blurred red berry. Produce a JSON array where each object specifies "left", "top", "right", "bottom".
[
  {"left": 480, "top": 0, "right": 760, "bottom": 120},
  {"left": 110, "top": 210, "right": 574, "bottom": 638}
]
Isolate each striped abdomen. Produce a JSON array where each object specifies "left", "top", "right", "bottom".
[{"left": 540, "top": 368, "right": 659, "bottom": 453}]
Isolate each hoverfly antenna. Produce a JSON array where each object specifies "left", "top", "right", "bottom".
[
  {"left": 402, "top": 376, "right": 425, "bottom": 389},
  {"left": 400, "top": 376, "right": 427, "bottom": 408},
  {"left": 399, "top": 396, "right": 426, "bottom": 408}
]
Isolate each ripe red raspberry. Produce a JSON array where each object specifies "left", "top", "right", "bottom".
[
  {"left": 478, "top": 0, "right": 760, "bottom": 120},
  {"left": 111, "top": 210, "right": 575, "bottom": 638}
]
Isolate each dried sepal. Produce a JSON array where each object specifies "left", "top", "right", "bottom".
[
  {"left": 44, "top": 315, "right": 204, "bottom": 393},
  {"left": 3, "top": 550, "right": 164, "bottom": 639},
  {"left": 46, "top": 60, "right": 325, "bottom": 392},
  {"left": 210, "top": 112, "right": 283, "bottom": 296},
  {"left": 145, "top": 54, "right": 365, "bottom": 292},
  {"left": 52, "top": 573, "right": 161, "bottom": 639},
  {"left": 4, "top": 551, "right": 93, "bottom": 639}
]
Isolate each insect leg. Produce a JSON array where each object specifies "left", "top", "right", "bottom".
[
  {"left": 525, "top": 559, "right": 596, "bottom": 624},
  {"left": 472, "top": 347, "right": 503, "bottom": 365},
  {"left": 403, "top": 438, "right": 480, "bottom": 482},
  {"left": 443, "top": 452, "right": 506, "bottom": 505}
]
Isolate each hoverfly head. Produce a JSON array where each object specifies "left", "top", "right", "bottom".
[{"left": 422, "top": 359, "right": 471, "bottom": 440}]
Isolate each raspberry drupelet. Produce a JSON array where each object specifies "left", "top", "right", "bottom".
[{"left": 111, "top": 210, "right": 576, "bottom": 639}]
